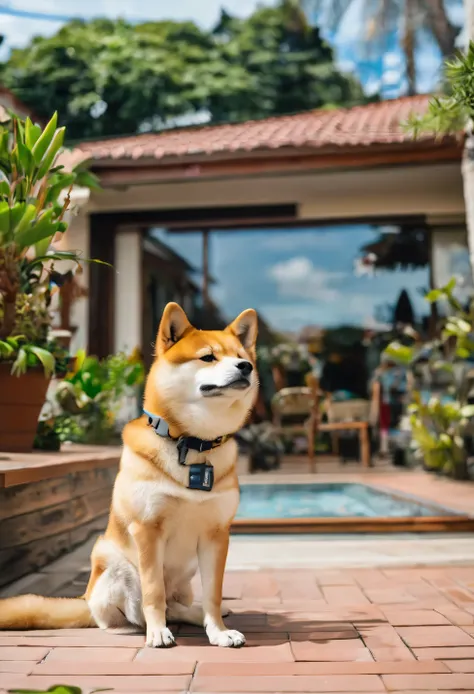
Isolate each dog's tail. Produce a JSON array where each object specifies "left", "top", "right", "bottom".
[{"left": 0, "top": 595, "right": 95, "bottom": 630}]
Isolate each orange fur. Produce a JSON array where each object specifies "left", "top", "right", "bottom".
[{"left": 0, "top": 595, "right": 94, "bottom": 629}]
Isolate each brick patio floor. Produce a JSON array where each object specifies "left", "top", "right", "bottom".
[
  {"left": 2, "top": 564, "right": 474, "bottom": 693},
  {"left": 2, "top": 455, "right": 474, "bottom": 692}
]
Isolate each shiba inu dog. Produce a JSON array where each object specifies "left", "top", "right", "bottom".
[{"left": 0, "top": 303, "right": 258, "bottom": 648}]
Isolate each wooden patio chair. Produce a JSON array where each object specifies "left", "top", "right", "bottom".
[
  {"left": 317, "top": 396, "right": 371, "bottom": 469},
  {"left": 271, "top": 382, "right": 321, "bottom": 473}
]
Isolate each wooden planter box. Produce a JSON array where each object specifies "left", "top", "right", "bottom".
[
  {"left": 0, "top": 447, "right": 120, "bottom": 587},
  {"left": 0, "top": 364, "right": 50, "bottom": 453}
]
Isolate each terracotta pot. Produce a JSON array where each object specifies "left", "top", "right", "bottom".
[{"left": 0, "top": 364, "right": 51, "bottom": 452}]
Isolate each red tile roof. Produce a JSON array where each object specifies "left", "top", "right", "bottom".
[{"left": 75, "top": 95, "right": 443, "bottom": 166}]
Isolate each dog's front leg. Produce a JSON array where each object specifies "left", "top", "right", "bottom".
[
  {"left": 129, "top": 521, "right": 175, "bottom": 648},
  {"left": 198, "top": 528, "right": 245, "bottom": 648}
]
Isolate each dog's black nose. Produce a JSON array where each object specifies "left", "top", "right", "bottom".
[{"left": 236, "top": 360, "right": 253, "bottom": 377}]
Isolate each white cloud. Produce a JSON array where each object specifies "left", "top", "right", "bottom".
[
  {"left": 260, "top": 230, "right": 343, "bottom": 253},
  {"left": 383, "top": 52, "right": 401, "bottom": 69},
  {"left": 268, "top": 256, "right": 346, "bottom": 302},
  {"left": 259, "top": 292, "right": 381, "bottom": 332},
  {"left": 383, "top": 68, "right": 402, "bottom": 86},
  {"left": 364, "top": 76, "right": 381, "bottom": 96},
  {"left": 332, "top": 0, "right": 365, "bottom": 44},
  {"left": 263, "top": 255, "right": 400, "bottom": 330},
  {"left": 362, "top": 314, "right": 391, "bottom": 331},
  {"left": 0, "top": 14, "right": 62, "bottom": 57},
  {"left": 337, "top": 59, "right": 356, "bottom": 74}
]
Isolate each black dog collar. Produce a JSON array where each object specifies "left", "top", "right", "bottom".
[{"left": 143, "top": 409, "right": 232, "bottom": 492}]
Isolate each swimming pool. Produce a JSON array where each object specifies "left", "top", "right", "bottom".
[{"left": 232, "top": 483, "right": 474, "bottom": 534}]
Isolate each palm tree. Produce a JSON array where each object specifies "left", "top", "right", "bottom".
[{"left": 302, "top": 0, "right": 461, "bottom": 95}]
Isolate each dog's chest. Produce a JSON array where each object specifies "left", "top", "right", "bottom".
[
  {"left": 122, "top": 440, "right": 239, "bottom": 525},
  {"left": 163, "top": 489, "right": 237, "bottom": 562}
]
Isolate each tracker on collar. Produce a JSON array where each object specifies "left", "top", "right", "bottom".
[{"left": 143, "top": 408, "right": 231, "bottom": 492}]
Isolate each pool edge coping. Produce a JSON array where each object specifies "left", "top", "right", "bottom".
[{"left": 232, "top": 480, "right": 474, "bottom": 534}]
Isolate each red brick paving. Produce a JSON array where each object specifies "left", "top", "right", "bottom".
[{"left": 1, "top": 567, "right": 474, "bottom": 692}]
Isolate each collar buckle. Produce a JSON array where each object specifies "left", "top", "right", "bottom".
[
  {"left": 144, "top": 408, "right": 169, "bottom": 437},
  {"left": 177, "top": 437, "right": 189, "bottom": 466}
]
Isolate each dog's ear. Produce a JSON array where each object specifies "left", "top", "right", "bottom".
[
  {"left": 156, "top": 303, "right": 192, "bottom": 356},
  {"left": 226, "top": 309, "right": 258, "bottom": 354}
]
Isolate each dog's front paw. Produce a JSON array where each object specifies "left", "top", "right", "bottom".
[
  {"left": 207, "top": 627, "right": 246, "bottom": 648},
  {"left": 146, "top": 626, "right": 176, "bottom": 648}
]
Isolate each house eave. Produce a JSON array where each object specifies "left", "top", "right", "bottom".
[{"left": 86, "top": 138, "right": 463, "bottom": 188}]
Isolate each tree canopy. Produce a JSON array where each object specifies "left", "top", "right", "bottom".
[{"left": 0, "top": 1, "right": 369, "bottom": 140}]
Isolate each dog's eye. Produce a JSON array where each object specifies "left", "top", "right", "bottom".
[{"left": 200, "top": 354, "right": 216, "bottom": 363}]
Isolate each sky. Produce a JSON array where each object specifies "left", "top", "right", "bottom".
[
  {"left": 153, "top": 225, "right": 432, "bottom": 334},
  {"left": 0, "top": 0, "right": 465, "bottom": 96}
]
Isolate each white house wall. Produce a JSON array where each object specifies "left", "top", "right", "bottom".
[{"left": 87, "top": 162, "right": 465, "bottom": 221}]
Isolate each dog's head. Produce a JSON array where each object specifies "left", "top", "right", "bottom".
[{"left": 144, "top": 303, "right": 259, "bottom": 439}]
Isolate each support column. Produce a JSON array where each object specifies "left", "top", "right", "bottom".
[
  {"left": 114, "top": 228, "right": 143, "bottom": 355},
  {"left": 51, "top": 187, "right": 91, "bottom": 354},
  {"left": 202, "top": 229, "right": 209, "bottom": 308}
]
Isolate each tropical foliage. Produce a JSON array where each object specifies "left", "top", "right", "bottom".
[
  {"left": 406, "top": 41, "right": 474, "bottom": 136},
  {"left": 0, "top": 1, "right": 369, "bottom": 139},
  {"left": 51, "top": 349, "right": 145, "bottom": 444},
  {"left": 385, "top": 279, "right": 474, "bottom": 479},
  {"left": 8, "top": 684, "right": 105, "bottom": 694},
  {"left": 0, "top": 110, "right": 100, "bottom": 375}
]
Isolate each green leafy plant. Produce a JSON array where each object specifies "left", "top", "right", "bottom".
[
  {"left": 0, "top": 110, "right": 102, "bottom": 376},
  {"left": 8, "top": 684, "right": 110, "bottom": 693},
  {"left": 405, "top": 42, "right": 474, "bottom": 137},
  {"left": 53, "top": 349, "right": 145, "bottom": 444},
  {"left": 385, "top": 278, "right": 474, "bottom": 480}
]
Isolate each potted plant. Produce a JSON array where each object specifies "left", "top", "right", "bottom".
[
  {"left": 0, "top": 110, "right": 100, "bottom": 452},
  {"left": 385, "top": 278, "right": 474, "bottom": 481},
  {"left": 259, "top": 343, "right": 311, "bottom": 390},
  {"left": 51, "top": 349, "right": 145, "bottom": 445}
]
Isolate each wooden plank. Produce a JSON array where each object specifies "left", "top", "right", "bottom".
[
  {"left": 0, "top": 467, "right": 117, "bottom": 520},
  {"left": 231, "top": 515, "right": 474, "bottom": 534},
  {"left": 69, "top": 514, "right": 108, "bottom": 548},
  {"left": 0, "top": 487, "right": 113, "bottom": 549},
  {"left": 319, "top": 421, "right": 368, "bottom": 432},
  {"left": 0, "top": 516, "right": 108, "bottom": 588},
  {"left": 0, "top": 533, "right": 72, "bottom": 587},
  {"left": 0, "top": 456, "right": 119, "bottom": 488}
]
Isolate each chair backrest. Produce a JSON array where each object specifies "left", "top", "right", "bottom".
[
  {"left": 327, "top": 398, "right": 370, "bottom": 423},
  {"left": 271, "top": 387, "right": 314, "bottom": 418}
]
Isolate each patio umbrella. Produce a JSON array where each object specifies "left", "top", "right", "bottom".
[{"left": 359, "top": 225, "right": 428, "bottom": 271}]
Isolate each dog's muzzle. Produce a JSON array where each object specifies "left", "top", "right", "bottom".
[{"left": 200, "top": 377, "right": 250, "bottom": 396}]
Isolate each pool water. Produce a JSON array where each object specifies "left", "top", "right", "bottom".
[{"left": 236, "top": 483, "right": 454, "bottom": 520}]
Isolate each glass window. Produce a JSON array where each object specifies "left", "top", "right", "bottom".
[{"left": 149, "top": 224, "right": 429, "bottom": 336}]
